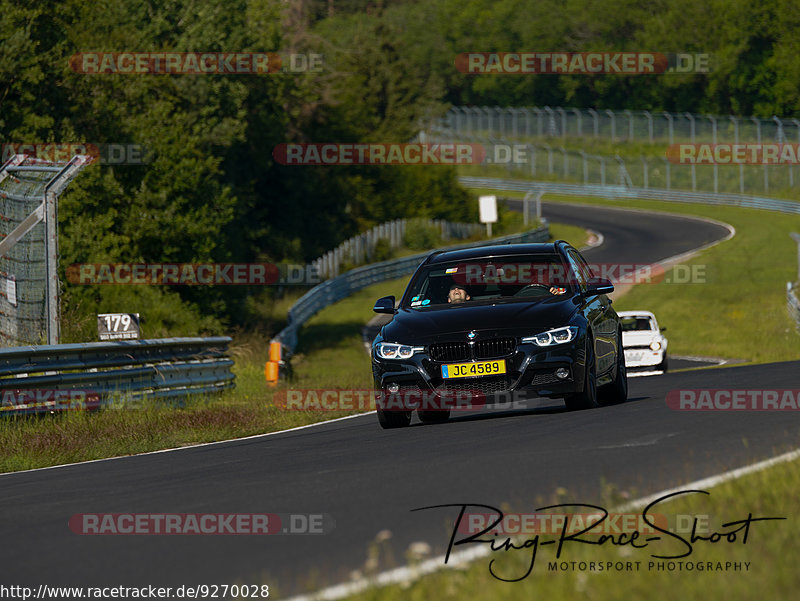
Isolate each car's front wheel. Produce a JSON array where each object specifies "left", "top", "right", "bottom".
[
  {"left": 377, "top": 404, "right": 411, "bottom": 429},
  {"left": 599, "top": 342, "right": 628, "bottom": 405},
  {"left": 565, "top": 338, "right": 598, "bottom": 410}
]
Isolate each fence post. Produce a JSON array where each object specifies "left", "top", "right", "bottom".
[
  {"left": 588, "top": 108, "right": 599, "bottom": 137},
  {"left": 663, "top": 112, "right": 674, "bottom": 144},
  {"left": 624, "top": 109, "right": 634, "bottom": 140},
  {"left": 521, "top": 108, "right": 531, "bottom": 137},
  {"left": 557, "top": 107, "right": 567, "bottom": 138},
  {"left": 606, "top": 110, "right": 616, "bottom": 142},
  {"left": 729, "top": 115, "right": 739, "bottom": 143},
  {"left": 644, "top": 110, "right": 653, "bottom": 142},
  {"left": 572, "top": 108, "right": 582, "bottom": 137},
  {"left": 544, "top": 106, "right": 556, "bottom": 136},
  {"left": 751, "top": 116, "right": 761, "bottom": 143},
  {"left": 773, "top": 116, "right": 784, "bottom": 142},
  {"left": 684, "top": 112, "right": 695, "bottom": 143}
]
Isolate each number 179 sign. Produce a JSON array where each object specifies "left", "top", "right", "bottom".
[{"left": 97, "top": 313, "right": 140, "bottom": 340}]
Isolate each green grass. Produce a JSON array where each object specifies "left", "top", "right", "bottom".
[{"left": 336, "top": 456, "right": 800, "bottom": 601}]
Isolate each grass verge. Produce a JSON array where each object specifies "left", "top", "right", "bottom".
[{"left": 337, "top": 456, "right": 800, "bottom": 601}]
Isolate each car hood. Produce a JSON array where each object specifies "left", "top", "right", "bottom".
[{"left": 381, "top": 297, "right": 578, "bottom": 344}]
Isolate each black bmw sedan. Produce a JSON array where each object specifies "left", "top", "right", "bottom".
[{"left": 371, "top": 240, "right": 627, "bottom": 428}]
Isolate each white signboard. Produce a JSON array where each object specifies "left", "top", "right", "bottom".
[
  {"left": 479, "top": 195, "right": 498, "bottom": 223},
  {"left": 3, "top": 275, "right": 16, "bottom": 306},
  {"left": 98, "top": 313, "right": 140, "bottom": 340}
]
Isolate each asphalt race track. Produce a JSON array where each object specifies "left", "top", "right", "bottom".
[{"left": 3, "top": 204, "right": 797, "bottom": 598}]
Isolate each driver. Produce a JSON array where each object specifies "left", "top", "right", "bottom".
[{"left": 447, "top": 284, "right": 471, "bottom": 304}]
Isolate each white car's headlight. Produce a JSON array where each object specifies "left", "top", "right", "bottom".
[
  {"left": 650, "top": 341, "right": 662, "bottom": 351},
  {"left": 376, "top": 342, "right": 425, "bottom": 360},
  {"left": 522, "top": 326, "right": 578, "bottom": 347}
]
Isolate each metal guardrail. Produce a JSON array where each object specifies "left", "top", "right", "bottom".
[
  {"left": 458, "top": 176, "right": 800, "bottom": 215},
  {"left": 273, "top": 226, "right": 550, "bottom": 355},
  {"left": 310, "top": 217, "right": 484, "bottom": 279},
  {"left": 788, "top": 283, "right": 800, "bottom": 331},
  {"left": 0, "top": 337, "right": 234, "bottom": 415}
]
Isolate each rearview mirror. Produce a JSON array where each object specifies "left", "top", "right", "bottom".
[
  {"left": 373, "top": 295, "right": 396, "bottom": 314},
  {"left": 585, "top": 277, "right": 614, "bottom": 296}
]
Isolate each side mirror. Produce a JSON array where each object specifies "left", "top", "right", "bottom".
[
  {"left": 373, "top": 295, "right": 396, "bottom": 314},
  {"left": 585, "top": 277, "right": 614, "bottom": 296},
  {"left": 660, "top": 326, "right": 667, "bottom": 332}
]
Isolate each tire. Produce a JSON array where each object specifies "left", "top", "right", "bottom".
[
  {"left": 418, "top": 409, "right": 451, "bottom": 424},
  {"left": 658, "top": 354, "right": 669, "bottom": 373},
  {"left": 599, "top": 343, "right": 628, "bottom": 405},
  {"left": 565, "top": 337, "right": 598, "bottom": 410},
  {"left": 377, "top": 407, "right": 411, "bottom": 429}
]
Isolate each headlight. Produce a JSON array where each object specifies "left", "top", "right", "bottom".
[
  {"left": 522, "top": 326, "right": 578, "bottom": 347},
  {"left": 375, "top": 342, "right": 424, "bottom": 360},
  {"left": 650, "top": 341, "right": 662, "bottom": 351}
]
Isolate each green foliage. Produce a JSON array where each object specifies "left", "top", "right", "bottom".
[
  {"left": 403, "top": 221, "right": 442, "bottom": 250},
  {"left": 372, "top": 237, "right": 394, "bottom": 261},
  {"left": 3, "top": 0, "right": 799, "bottom": 343}
]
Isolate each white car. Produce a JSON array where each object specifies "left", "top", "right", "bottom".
[{"left": 618, "top": 310, "right": 668, "bottom": 372}]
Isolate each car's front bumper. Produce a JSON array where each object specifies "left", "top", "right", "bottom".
[
  {"left": 623, "top": 347, "right": 665, "bottom": 368},
  {"left": 372, "top": 340, "right": 587, "bottom": 405}
]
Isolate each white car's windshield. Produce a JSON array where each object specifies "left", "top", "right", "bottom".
[{"left": 621, "top": 316, "right": 655, "bottom": 332}]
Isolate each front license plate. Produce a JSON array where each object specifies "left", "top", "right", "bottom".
[{"left": 441, "top": 360, "right": 506, "bottom": 379}]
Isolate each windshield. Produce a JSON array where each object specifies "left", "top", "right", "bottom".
[
  {"left": 402, "top": 254, "right": 575, "bottom": 308},
  {"left": 621, "top": 316, "right": 656, "bottom": 332}
]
